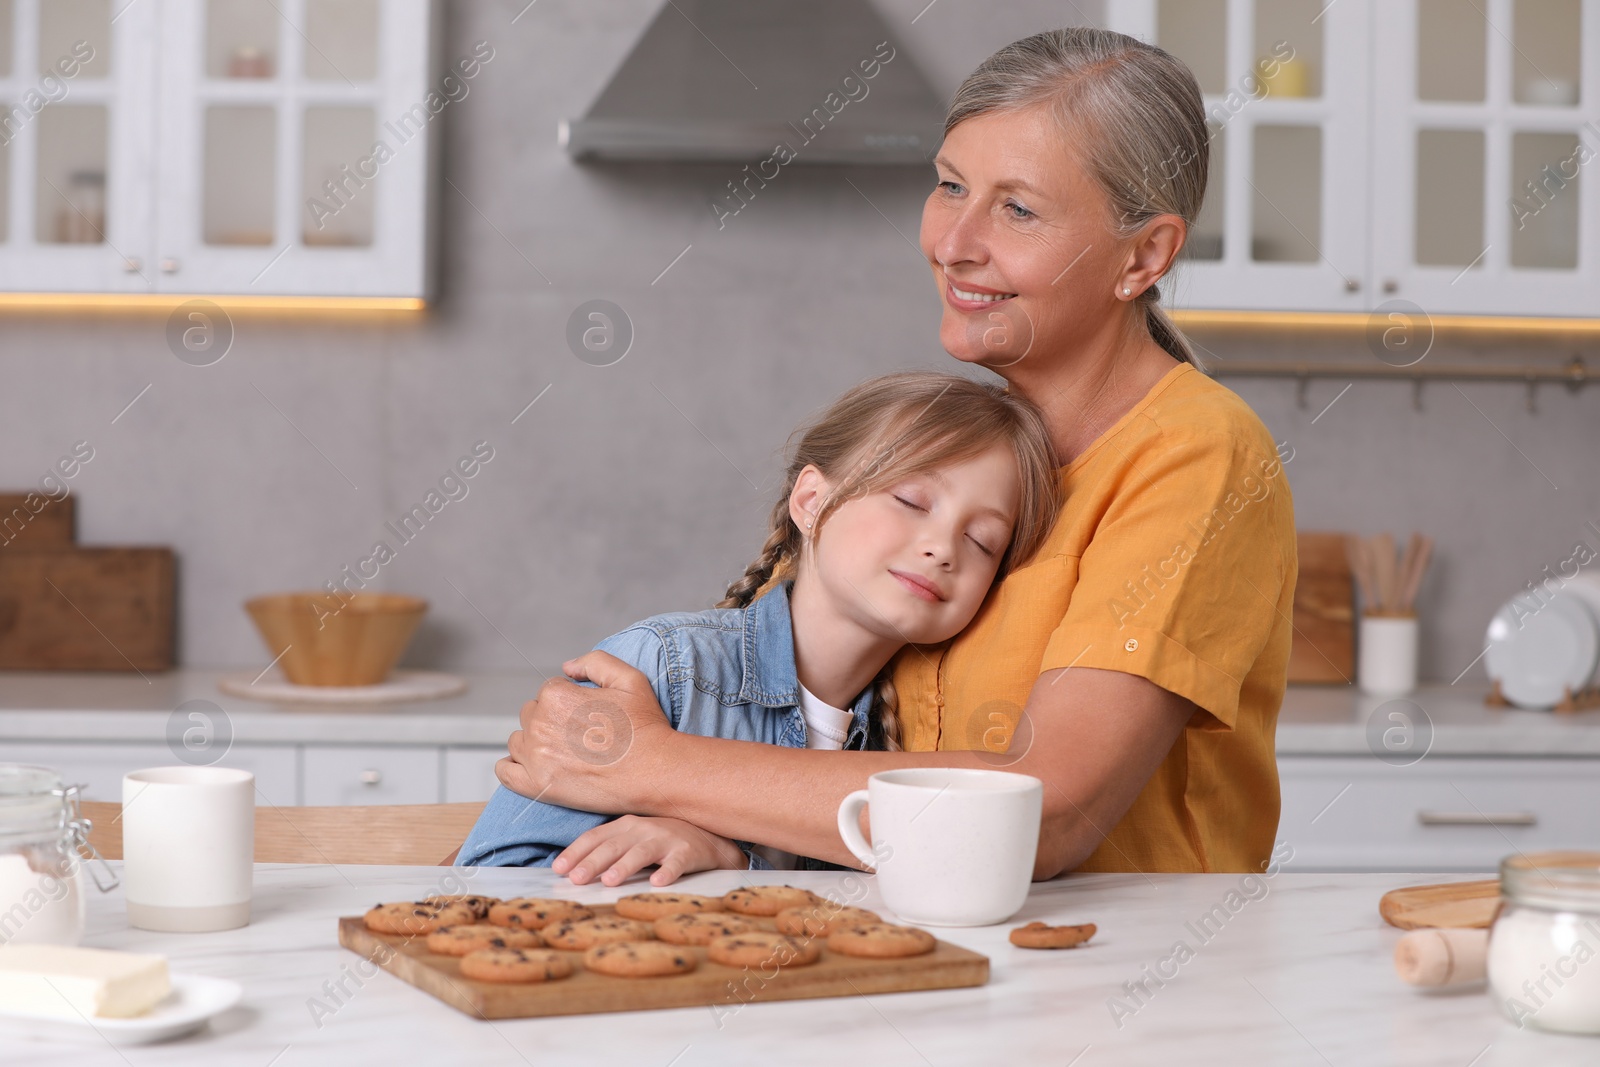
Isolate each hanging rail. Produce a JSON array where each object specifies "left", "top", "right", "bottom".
[
  {"left": 1206, "top": 356, "right": 1590, "bottom": 413},
  {"left": 1206, "top": 355, "right": 1589, "bottom": 385}
]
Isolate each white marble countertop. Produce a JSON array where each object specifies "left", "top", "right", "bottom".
[
  {"left": 0, "top": 670, "right": 540, "bottom": 745},
  {"left": 1, "top": 864, "right": 1593, "bottom": 1065},
  {"left": 4, "top": 671, "right": 1600, "bottom": 755}
]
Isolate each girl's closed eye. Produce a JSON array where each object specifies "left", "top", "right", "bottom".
[{"left": 894, "top": 492, "right": 1000, "bottom": 557}]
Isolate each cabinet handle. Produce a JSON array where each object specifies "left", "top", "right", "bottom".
[
  {"left": 160, "top": 257, "right": 180, "bottom": 274},
  {"left": 1344, "top": 277, "right": 1361, "bottom": 293},
  {"left": 359, "top": 769, "right": 382, "bottom": 786},
  {"left": 123, "top": 257, "right": 143, "bottom": 273},
  {"left": 1382, "top": 278, "right": 1399, "bottom": 294},
  {"left": 1417, "top": 810, "right": 1536, "bottom": 827}
]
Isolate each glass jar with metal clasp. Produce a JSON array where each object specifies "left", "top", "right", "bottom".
[
  {"left": 0, "top": 764, "right": 119, "bottom": 946},
  {"left": 1487, "top": 850, "right": 1600, "bottom": 1035}
]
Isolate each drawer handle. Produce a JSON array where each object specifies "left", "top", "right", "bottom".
[
  {"left": 1417, "top": 810, "right": 1536, "bottom": 827},
  {"left": 359, "top": 769, "right": 382, "bottom": 786}
]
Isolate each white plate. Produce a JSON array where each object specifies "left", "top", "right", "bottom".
[
  {"left": 218, "top": 669, "right": 468, "bottom": 705},
  {"left": 1563, "top": 571, "right": 1600, "bottom": 686},
  {"left": 0, "top": 972, "right": 242, "bottom": 1045},
  {"left": 1484, "top": 591, "right": 1600, "bottom": 708}
]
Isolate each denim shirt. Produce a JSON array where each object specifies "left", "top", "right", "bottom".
[{"left": 457, "top": 579, "right": 877, "bottom": 871}]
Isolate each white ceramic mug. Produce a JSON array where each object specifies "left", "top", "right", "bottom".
[
  {"left": 837, "top": 768, "right": 1042, "bottom": 927},
  {"left": 122, "top": 766, "right": 254, "bottom": 932}
]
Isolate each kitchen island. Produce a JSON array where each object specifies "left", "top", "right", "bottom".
[{"left": 0, "top": 864, "right": 1589, "bottom": 1065}]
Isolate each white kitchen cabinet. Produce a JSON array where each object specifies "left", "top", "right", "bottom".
[
  {"left": 0, "top": 0, "right": 437, "bottom": 298},
  {"left": 301, "top": 744, "right": 442, "bottom": 806},
  {"left": 443, "top": 746, "right": 505, "bottom": 803},
  {"left": 1369, "top": 0, "right": 1600, "bottom": 318},
  {"left": 2, "top": 741, "right": 299, "bottom": 806},
  {"left": 0, "top": 0, "right": 157, "bottom": 292},
  {"left": 1105, "top": 0, "right": 1600, "bottom": 318},
  {"left": 1277, "top": 755, "right": 1600, "bottom": 871}
]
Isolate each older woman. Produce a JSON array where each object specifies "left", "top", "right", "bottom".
[{"left": 497, "top": 27, "right": 1296, "bottom": 879}]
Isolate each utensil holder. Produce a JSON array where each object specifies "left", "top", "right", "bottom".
[{"left": 1360, "top": 614, "right": 1418, "bottom": 695}]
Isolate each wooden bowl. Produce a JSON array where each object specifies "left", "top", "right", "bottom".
[{"left": 244, "top": 592, "right": 427, "bottom": 687}]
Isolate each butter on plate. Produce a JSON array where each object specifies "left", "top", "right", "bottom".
[{"left": 0, "top": 944, "right": 171, "bottom": 1021}]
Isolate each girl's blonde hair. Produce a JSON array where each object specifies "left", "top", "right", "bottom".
[
  {"left": 717, "top": 371, "right": 1061, "bottom": 750},
  {"left": 945, "top": 27, "right": 1209, "bottom": 370}
]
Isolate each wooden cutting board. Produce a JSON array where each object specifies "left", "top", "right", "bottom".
[
  {"left": 1288, "top": 531, "right": 1356, "bottom": 684},
  {"left": 337, "top": 908, "right": 989, "bottom": 1019},
  {"left": 0, "top": 548, "right": 175, "bottom": 670},
  {"left": 0, "top": 493, "right": 75, "bottom": 548},
  {"left": 1378, "top": 880, "right": 1500, "bottom": 930}
]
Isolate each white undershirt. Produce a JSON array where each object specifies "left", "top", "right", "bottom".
[
  {"left": 749, "top": 684, "right": 856, "bottom": 871},
  {"left": 799, "top": 683, "right": 856, "bottom": 750}
]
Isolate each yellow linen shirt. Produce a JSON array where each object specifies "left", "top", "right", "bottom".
[{"left": 891, "top": 362, "right": 1296, "bottom": 873}]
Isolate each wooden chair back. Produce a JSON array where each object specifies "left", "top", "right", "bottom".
[{"left": 79, "top": 800, "right": 486, "bottom": 866}]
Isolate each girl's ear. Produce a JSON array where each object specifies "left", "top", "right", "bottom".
[{"left": 788, "top": 464, "right": 829, "bottom": 531}]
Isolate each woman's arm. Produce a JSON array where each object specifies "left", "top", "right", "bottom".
[{"left": 496, "top": 651, "right": 1195, "bottom": 880}]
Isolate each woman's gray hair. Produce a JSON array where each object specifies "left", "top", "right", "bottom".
[{"left": 946, "top": 27, "right": 1208, "bottom": 370}]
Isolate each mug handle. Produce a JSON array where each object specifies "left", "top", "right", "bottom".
[{"left": 836, "top": 789, "right": 877, "bottom": 869}]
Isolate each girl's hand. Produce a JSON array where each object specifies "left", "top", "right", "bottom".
[{"left": 552, "top": 815, "right": 750, "bottom": 887}]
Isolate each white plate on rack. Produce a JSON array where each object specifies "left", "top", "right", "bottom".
[
  {"left": 1484, "top": 590, "right": 1600, "bottom": 708},
  {"left": 1564, "top": 571, "right": 1600, "bottom": 675},
  {"left": 0, "top": 972, "right": 242, "bottom": 1045}
]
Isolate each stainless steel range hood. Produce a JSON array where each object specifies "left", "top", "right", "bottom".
[{"left": 559, "top": 0, "right": 947, "bottom": 165}]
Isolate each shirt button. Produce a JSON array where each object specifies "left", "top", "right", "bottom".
[{"left": 1125, "top": 638, "right": 1139, "bottom": 652}]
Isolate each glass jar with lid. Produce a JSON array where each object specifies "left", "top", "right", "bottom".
[
  {"left": 1487, "top": 850, "right": 1600, "bottom": 1034},
  {"left": 0, "top": 764, "right": 117, "bottom": 946}
]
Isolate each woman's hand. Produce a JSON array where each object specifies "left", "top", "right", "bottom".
[
  {"left": 552, "top": 815, "right": 750, "bottom": 887},
  {"left": 495, "top": 651, "right": 681, "bottom": 814}
]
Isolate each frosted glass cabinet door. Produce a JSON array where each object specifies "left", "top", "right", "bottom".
[
  {"left": 154, "top": 0, "right": 435, "bottom": 297},
  {"left": 1371, "top": 0, "right": 1600, "bottom": 317},
  {"left": 0, "top": 0, "right": 156, "bottom": 291},
  {"left": 1104, "top": 0, "right": 1373, "bottom": 312}
]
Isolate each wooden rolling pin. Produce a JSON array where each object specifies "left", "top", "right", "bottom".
[{"left": 1394, "top": 928, "right": 1488, "bottom": 988}]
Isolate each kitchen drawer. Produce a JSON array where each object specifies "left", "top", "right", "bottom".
[
  {"left": 3, "top": 742, "right": 298, "bottom": 806},
  {"left": 1278, "top": 756, "right": 1600, "bottom": 872},
  {"left": 301, "top": 746, "right": 441, "bottom": 806},
  {"left": 442, "top": 748, "right": 504, "bottom": 804}
]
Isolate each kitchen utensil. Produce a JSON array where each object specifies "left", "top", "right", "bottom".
[
  {"left": 122, "top": 767, "right": 253, "bottom": 933},
  {"left": 0, "top": 972, "right": 241, "bottom": 1045},
  {"left": 337, "top": 906, "right": 988, "bottom": 1019},
  {"left": 1373, "top": 532, "right": 1398, "bottom": 612},
  {"left": 1379, "top": 879, "right": 1499, "bottom": 930},
  {"left": 1359, "top": 615, "right": 1418, "bottom": 694},
  {"left": 1484, "top": 591, "right": 1599, "bottom": 708},
  {"left": 1347, "top": 531, "right": 1433, "bottom": 616},
  {"left": 836, "top": 768, "right": 1041, "bottom": 927},
  {"left": 1394, "top": 927, "right": 1488, "bottom": 988},
  {"left": 217, "top": 669, "right": 467, "bottom": 705},
  {"left": 1289, "top": 531, "right": 1355, "bottom": 683},
  {"left": 244, "top": 592, "right": 426, "bottom": 686},
  {"left": 1398, "top": 534, "right": 1434, "bottom": 614},
  {"left": 0, "top": 548, "right": 175, "bottom": 671}
]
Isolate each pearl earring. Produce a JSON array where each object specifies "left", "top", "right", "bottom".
[{"left": 1123, "top": 287, "right": 1132, "bottom": 296}]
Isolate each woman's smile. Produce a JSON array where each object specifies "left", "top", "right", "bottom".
[{"left": 944, "top": 276, "right": 1018, "bottom": 311}]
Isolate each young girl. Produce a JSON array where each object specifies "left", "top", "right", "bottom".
[{"left": 457, "top": 370, "right": 1060, "bottom": 884}]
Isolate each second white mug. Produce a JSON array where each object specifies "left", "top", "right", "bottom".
[{"left": 837, "top": 767, "right": 1042, "bottom": 927}]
